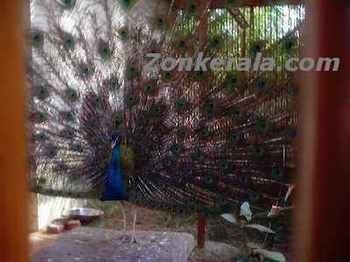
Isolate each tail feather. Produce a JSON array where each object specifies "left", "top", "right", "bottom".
[{"left": 29, "top": 0, "right": 302, "bottom": 214}]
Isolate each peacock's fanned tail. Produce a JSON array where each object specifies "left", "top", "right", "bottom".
[{"left": 29, "top": 0, "right": 302, "bottom": 213}]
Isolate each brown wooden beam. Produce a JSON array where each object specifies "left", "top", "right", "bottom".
[
  {"left": 0, "top": 0, "right": 29, "bottom": 261},
  {"left": 296, "top": 0, "right": 350, "bottom": 261},
  {"left": 175, "top": 0, "right": 303, "bottom": 9}
]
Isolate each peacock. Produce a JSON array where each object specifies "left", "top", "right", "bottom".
[{"left": 28, "top": 0, "right": 302, "bottom": 244}]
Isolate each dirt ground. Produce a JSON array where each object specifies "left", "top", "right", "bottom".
[
  {"left": 86, "top": 201, "right": 245, "bottom": 246},
  {"left": 83, "top": 201, "right": 241, "bottom": 261},
  {"left": 31, "top": 200, "right": 291, "bottom": 261}
]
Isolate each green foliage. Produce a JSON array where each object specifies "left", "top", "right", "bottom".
[{"left": 195, "top": 5, "right": 303, "bottom": 75}]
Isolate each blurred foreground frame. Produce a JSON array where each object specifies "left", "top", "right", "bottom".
[
  {"left": 296, "top": 0, "right": 350, "bottom": 261},
  {"left": 1, "top": 0, "right": 350, "bottom": 262},
  {"left": 0, "top": 0, "right": 29, "bottom": 262}
]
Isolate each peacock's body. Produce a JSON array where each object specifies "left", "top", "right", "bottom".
[
  {"left": 29, "top": 0, "right": 303, "bottom": 215},
  {"left": 101, "top": 141, "right": 129, "bottom": 202}
]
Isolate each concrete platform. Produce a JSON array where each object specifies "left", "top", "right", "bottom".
[{"left": 32, "top": 227, "right": 195, "bottom": 262}]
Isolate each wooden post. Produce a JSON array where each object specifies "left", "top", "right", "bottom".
[
  {"left": 0, "top": 1, "right": 29, "bottom": 262},
  {"left": 296, "top": 0, "right": 350, "bottom": 261},
  {"left": 197, "top": 213, "right": 207, "bottom": 249}
]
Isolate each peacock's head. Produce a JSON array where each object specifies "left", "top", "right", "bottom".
[{"left": 111, "top": 132, "right": 122, "bottom": 148}]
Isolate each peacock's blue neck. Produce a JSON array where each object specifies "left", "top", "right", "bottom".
[
  {"left": 109, "top": 145, "right": 121, "bottom": 169},
  {"left": 100, "top": 144, "right": 128, "bottom": 201}
]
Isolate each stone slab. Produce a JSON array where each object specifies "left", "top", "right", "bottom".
[{"left": 32, "top": 227, "right": 195, "bottom": 262}]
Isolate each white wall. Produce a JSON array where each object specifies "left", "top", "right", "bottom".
[{"left": 37, "top": 194, "right": 87, "bottom": 230}]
